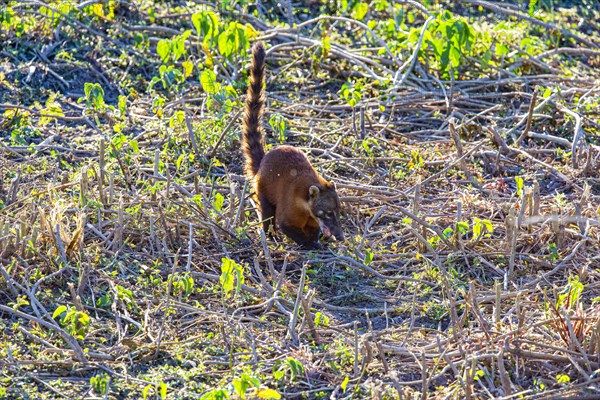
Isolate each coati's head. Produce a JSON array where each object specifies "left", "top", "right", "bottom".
[{"left": 309, "top": 183, "right": 344, "bottom": 242}]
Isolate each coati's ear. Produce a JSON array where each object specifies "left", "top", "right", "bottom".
[{"left": 309, "top": 185, "right": 320, "bottom": 199}]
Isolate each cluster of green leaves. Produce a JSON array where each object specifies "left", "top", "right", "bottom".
[
  {"left": 199, "top": 70, "right": 238, "bottom": 114},
  {"left": 421, "top": 11, "right": 475, "bottom": 78},
  {"left": 269, "top": 114, "right": 288, "bottom": 143},
  {"left": 3, "top": 109, "right": 41, "bottom": 146},
  {"left": 350, "top": 4, "right": 560, "bottom": 80},
  {"left": 143, "top": 6, "right": 257, "bottom": 157},
  {"left": 197, "top": 357, "right": 299, "bottom": 400},
  {"left": 171, "top": 273, "right": 195, "bottom": 298},
  {"left": 220, "top": 257, "right": 244, "bottom": 298},
  {"left": 143, "top": 7, "right": 259, "bottom": 158},
  {"left": 340, "top": 80, "right": 363, "bottom": 107},
  {"left": 273, "top": 357, "right": 304, "bottom": 382},
  {"left": 93, "top": 1, "right": 117, "bottom": 19},
  {"left": 192, "top": 10, "right": 256, "bottom": 62},
  {"left": 142, "top": 380, "right": 168, "bottom": 400},
  {"left": 80, "top": 83, "right": 109, "bottom": 112},
  {"left": 200, "top": 374, "right": 281, "bottom": 400},
  {"left": 1, "top": 0, "right": 120, "bottom": 39},
  {"left": 0, "top": 5, "right": 29, "bottom": 37},
  {"left": 192, "top": 9, "right": 257, "bottom": 113},
  {"left": 556, "top": 275, "right": 584, "bottom": 311},
  {"left": 90, "top": 373, "right": 109, "bottom": 396},
  {"left": 8, "top": 295, "right": 30, "bottom": 310},
  {"left": 96, "top": 284, "right": 137, "bottom": 312},
  {"left": 157, "top": 31, "right": 192, "bottom": 64},
  {"left": 426, "top": 216, "right": 494, "bottom": 248},
  {"left": 52, "top": 305, "right": 90, "bottom": 340}
]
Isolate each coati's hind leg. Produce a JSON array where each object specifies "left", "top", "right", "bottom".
[
  {"left": 258, "top": 195, "right": 277, "bottom": 237},
  {"left": 280, "top": 222, "right": 321, "bottom": 250}
]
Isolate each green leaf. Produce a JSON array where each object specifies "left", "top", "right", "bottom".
[
  {"left": 449, "top": 46, "right": 461, "bottom": 67},
  {"left": 233, "top": 379, "right": 247, "bottom": 399},
  {"left": 286, "top": 357, "right": 304, "bottom": 381},
  {"left": 172, "top": 30, "right": 191, "bottom": 61},
  {"left": 213, "top": 192, "right": 224, "bottom": 212},
  {"left": 39, "top": 94, "right": 64, "bottom": 126},
  {"left": 220, "top": 258, "right": 234, "bottom": 295},
  {"left": 472, "top": 217, "right": 482, "bottom": 239},
  {"left": 472, "top": 218, "right": 493, "bottom": 240},
  {"left": 341, "top": 376, "right": 349, "bottom": 391},
  {"left": 314, "top": 312, "right": 330, "bottom": 327},
  {"left": 184, "top": 276, "right": 194, "bottom": 295},
  {"left": 548, "top": 242, "right": 559, "bottom": 261},
  {"left": 157, "top": 64, "right": 185, "bottom": 88},
  {"left": 83, "top": 82, "right": 105, "bottom": 110},
  {"left": 272, "top": 369, "right": 285, "bottom": 381},
  {"left": 200, "top": 69, "right": 221, "bottom": 95},
  {"left": 244, "top": 23, "right": 258, "bottom": 41},
  {"left": 528, "top": 0, "right": 538, "bottom": 17},
  {"left": 233, "top": 375, "right": 260, "bottom": 400},
  {"left": 542, "top": 87, "right": 552, "bottom": 98},
  {"left": 52, "top": 305, "right": 67, "bottom": 319},
  {"left": 321, "top": 35, "right": 331, "bottom": 58},
  {"left": 175, "top": 154, "right": 185, "bottom": 169},
  {"left": 142, "top": 384, "right": 152, "bottom": 400},
  {"left": 457, "top": 221, "right": 469, "bottom": 234},
  {"left": 220, "top": 257, "right": 244, "bottom": 298},
  {"left": 440, "top": 44, "right": 450, "bottom": 72},
  {"left": 217, "top": 22, "right": 248, "bottom": 59},
  {"left": 482, "top": 219, "right": 493, "bottom": 234},
  {"left": 351, "top": 2, "right": 369, "bottom": 21},
  {"left": 495, "top": 43, "right": 509, "bottom": 57},
  {"left": 442, "top": 227, "right": 454, "bottom": 239},
  {"left": 182, "top": 61, "right": 194, "bottom": 78},
  {"left": 118, "top": 95, "right": 127, "bottom": 115},
  {"left": 129, "top": 139, "right": 139, "bottom": 154},
  {"left": 192, "top": 11, "right": 220, "bottom": 45},
  {"left": 269, "top": 114, "right": 287, "bottom": 143},
  {"left": 257, "top": 388, "right": 281, "bottom": 399},
  {"left": 169, "top": 110, "right": 185, "bottom": 129},
  {"left": 218, "top": 29, "right": 235, "bottom": 58},
  {"left": 157, "top": 39, "right": 171, "bottom": 62},
  {"left": 363, "top": 249, "right": 374, "bottom": 266},
  {"left": 515, "top": 176, "right": 524, "bottom": 196},
  {"left": 200, "top": 389, "right": 230, "bottom": 400},
  {"left": 558, "top": 275, "right": 584, "bottom": 310},
  {"left": 482, "top": 49, "right": 492, "bottom": 65}
]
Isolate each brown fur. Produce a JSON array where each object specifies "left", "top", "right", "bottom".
[{"left": 242, "top": 42, "right": 344, "bottom": 249}]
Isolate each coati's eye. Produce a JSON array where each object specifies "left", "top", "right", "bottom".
[{"left": 317, "top": 210, "right": 324, "bottom": 216}]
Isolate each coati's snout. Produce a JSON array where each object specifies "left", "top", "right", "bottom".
[
  {"left": 309, "top": 185, "right": 344, "bottom": 242},
  {"left": 321, "top": 221, "right": 345, "bottom": 242}
]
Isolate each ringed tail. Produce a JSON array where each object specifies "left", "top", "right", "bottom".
[{"left": 242, "top": 41, "right": 266, "bottom": 179}]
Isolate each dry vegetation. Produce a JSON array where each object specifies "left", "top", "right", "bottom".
[{"left": 1, "top": 0, "right": 600, "bottom": 399}]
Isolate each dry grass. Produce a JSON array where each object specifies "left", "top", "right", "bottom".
[{"left": 1, "top": 1, "right": 600, "bottom": 399}]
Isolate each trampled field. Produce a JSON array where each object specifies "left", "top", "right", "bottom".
[{"left": 1, "top": 1, "right": 600, "bottom": 398}]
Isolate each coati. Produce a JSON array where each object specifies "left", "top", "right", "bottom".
[{"left": 242, "top": 41, "right": 344, "bottom": 249}]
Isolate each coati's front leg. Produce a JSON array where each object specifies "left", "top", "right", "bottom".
[
  {"left": 280, "top": 221, "right": 321, "bottom": 250},
  {"left": 258, "top": 195, "right": 276, "bottom": 237}
]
